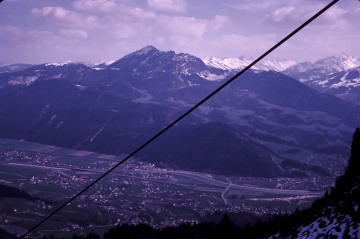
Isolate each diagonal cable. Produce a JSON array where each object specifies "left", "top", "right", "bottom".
[{"left": 20, "top": 0, "right": 339, "bottom": 238}]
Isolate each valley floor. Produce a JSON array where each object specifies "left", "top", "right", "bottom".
[{"left": 0, "top": 138, "right": 331, "bottom": 238}]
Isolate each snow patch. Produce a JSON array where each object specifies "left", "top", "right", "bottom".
[
  {"left": 49, "top": 115, "right": 57, "bottom": 124},
  {"left": 52, "top": 74, "right": 63, "bottom": 79},
  {"left": 103, "top": 60, "right": 115, "bottom": 66},
  {"left": 330, "top": 72, "right": 360, "bottom": 89},
  {"left": 197, "top": 71, "right": 226, "bottom": 81},
  {"left": 56, "top": 121, "right": 63, "bottom": 129},
  {"left": 8, "top": 76, "right": 38, "bottom": 86},
  {"left": 74, "top": 84, "right": 88, "bottom": 91},
  {"left": 90, "top": 126, "right": 105, "bottom": 142},
  {"left": 34, "top": 104, "right": 50, "bottom": 123},
  {"left": 187, "top": 81, "right": 200, "bottom": 87}
]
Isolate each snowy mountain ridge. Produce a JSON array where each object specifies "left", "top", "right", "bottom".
[
  {"left": 203, "top": 56, "right": 297, "bottom": 72},
  {"left": 283, "top": 53, "right": 360, "bottom": 82}
]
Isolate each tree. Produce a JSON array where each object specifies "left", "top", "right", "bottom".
[
  {"left": 85, "top": 233, "right": 100, "bottom": 239},
  {"left": 346, "top": 128, "right": 360, "bottom": 177}
]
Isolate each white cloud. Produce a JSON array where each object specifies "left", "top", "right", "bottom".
[
  {"left": 225, "top": 0, "right": 280, "bottom": 12},
  {"left": 270, "top": 6, "right": 296, "bottom": 23},
  {"left": 320, "top": 5, "right": 348, "bottom": 28},
  {"left": 73, "top": 0, "right": 117, "bottom": 12},
  {"left": 60, "top": 29, "right": 88, "bottom": 38},
  {"left": 147, "top": 0, "right": 186, "bottom": 13},
  {"left": 31, "top": 6, "right": 98, "bottom": 28},
  {"left": 264, "top": 5, "right": 315, "bottom": 26},
  {"left": 127, "top": 7, "right": 157, "bottom": 19},
  {"left": 324, "top": 5, "right": 347, "bottom": 19},
  {"left": 264, "top": 3, "right": 349, "bottom": 29}
]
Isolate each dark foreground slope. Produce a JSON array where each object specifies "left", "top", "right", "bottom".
[
  {"left": 0, "top": 184, "right": 37, "bottom": 239},
  {"left": 0, "top": 184, "right": 34, "bottom": 201},
  {"left": 40, "top": 128, "right": 359, "bottom": 239},
  {"left": 234, "top": 128, "right": 360, "bottom": 238}
]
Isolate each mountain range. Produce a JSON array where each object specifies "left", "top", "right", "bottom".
[
  {"left": 3, "top": 50, "right": 359, "bottom": 105},
  {"left": 0, "top": 46, "right": 359, "bottom": 177},
  {"left": 202, "top": 53, "right": 360, "bottom": 105},
  {"left": 283, "top": 53, "right": 360, "bottom": 82}
]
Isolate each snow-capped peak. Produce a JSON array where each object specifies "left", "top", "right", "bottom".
[
  {"left": 45, "top": 60, "right": 75, "bottom": 67},
  {"left": 337, "top": 53, "right": 359, "bottom": 70},
  {"left": 315, "top": 53, "right": 360, "bottom": 72},
  {"left": 203, "top": 56, "right": 296, "bottom": 72},
  {"left": 203, "top": 56, "right": 253, "bottom": 70},
  {"left": 259, "top": 59, "right": 297, "bottom": 72}
]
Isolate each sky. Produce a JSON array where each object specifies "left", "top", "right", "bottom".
[{"left": 1, "top": 0, "right": 359, "bottom": 64}]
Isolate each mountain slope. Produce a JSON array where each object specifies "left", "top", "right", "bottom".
[
  {"left": 139, "top": 122, "right": 280, "bottom": 177},
  {"left": 301, "top": 66, "right": 360, "bottom": 105}
]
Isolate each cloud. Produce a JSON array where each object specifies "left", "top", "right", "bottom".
[
  {"left": 320, "top": 5, "right": 348, "bottom": 28},
  {"left": 60, "top": 29, "right": 88, "bottom": 38},
  {"left": 32, "top": 6, "right": 70, "bottom": 19},
  {"left": 264, "top": 5, "right": 314, "bottom": 26},
  {"left": 270, "top": 6, "right": 296, "bottom": 23},
  {"left": 157, "top": 15, "right": 230, "bottom": 38},
  {"left": 0, "top": 25, "right": 22, "bottom": 41},
  {"left": 127, "top": 7, "right": 157, "bottom": 19},
  {"left": 264, "top": 3, "right": 349, "bottom": 29},
  {"left": 73, "top": 0, "right": 117, "bottom": 12},
  {"left": 225, "top": 0, "right": 280, "bottom": 12},
  {"left": 324, "top": 5, "right": 347, "bottom": 19},
  {"left": 147, "top": 0, "right": 186, "bottom": 13},
  {"left": 31, "top": 6, "right": 98, "bottom": 28},
  {"left": 213, "top": 15, "right": 230, "bottom": 30}
]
